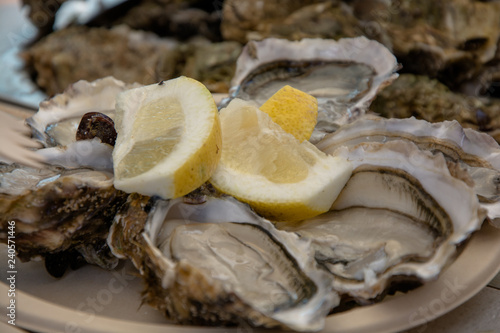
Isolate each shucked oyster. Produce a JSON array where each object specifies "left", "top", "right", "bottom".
[
  {"left": 27, "top": 76, "right": 139, "bottom": 147},
  {"left": 224, "top": 37, "right": 399, "bottom": 143},
  {"left": 316, "top": 116, "right": 500, "bottom": 227},
  {"left": 108, "top": 194, "right": 337, "bottom": 331},
  {"left": 278, "top": 140, "right": 485, "bottom": 302},
  {"left": 24, "top": 77, "right": 137, "bottom": 171}
]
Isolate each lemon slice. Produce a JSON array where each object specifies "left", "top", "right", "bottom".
[
  {"left": 113, "top": 77, "right": 221, "bottom": 199},
  {"left": 259, "top": 85, "right": 318, "bottom": 142},
  {"left": 210, "top": 99, "right": 352, "bottom": 221}
]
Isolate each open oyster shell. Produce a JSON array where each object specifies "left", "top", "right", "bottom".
[
  {"left": 224, "top": 37, "right": 399, "bottom": 143},
  {"left": 108, "top": 194, "right": 338, "bottom": 331},
  {"left": 27, "top": 76, "right": 139, "bottom": 147},
  {"left": 278, "top": 140, "right": 485, "bottom": 302},
  {"left": 316, "top": 116, "right": 500, "bottom": 227}
]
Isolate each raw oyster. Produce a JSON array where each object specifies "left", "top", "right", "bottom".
[
  {"left": 108, "top": 194, "right": 338, "bottom": 331},
  {"left": 225, "top": 37, "right": 399, "bottom": 143},
  {"left": 27, "top": 76, "right": 138, "bottom": 147},
  {"left": 278, "top": 140, "right": 485, "bottom": 302},
  {"left": 315, "top": 116, "right": 500, "bottom": 226},
  {"left": 0, "top": 164, "right": 128, "bottom": 277},
  {"left": 36, "top": 138, "right": 114, "bottom": 172}
]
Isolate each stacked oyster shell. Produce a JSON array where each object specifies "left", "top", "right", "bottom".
[{"left": 0, "top": 37, "right": 495, "bottom": 331}]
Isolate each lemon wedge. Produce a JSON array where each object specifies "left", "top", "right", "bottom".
[
  {"left": 112, "top": 77, "right": 221, "bottom": 199},
  {"left": 259, "top": 85, "right": 318, "bottom": 142},
  {"left": 209, "top": 99, "right": 352, "bottom": 221}
]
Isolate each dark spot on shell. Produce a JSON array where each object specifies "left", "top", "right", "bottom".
[
  {"left": 158, "top": 80, "right": 165, "bottom": 85},
  {"left": 44, "top": 250, "right": 86, "bottom": 278},
  {"left": 476, "top": 109, "right": 490, "bottom": 131},
  {"left": 458, "top": 38, "right": 488, "bottom": 51},
  {"left": 76, "top": 112, "right": 117, "bottom": 146}
]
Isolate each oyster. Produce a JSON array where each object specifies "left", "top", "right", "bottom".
[
  {"left": 27, "top": 76, "right": 139, "bottom": 147},
  {"left": 278, "top": 140, "right": 485, "bottom": 302},
  {"left": 36, "top": 138, "right": 114, "bottom": 172},
  {"left": 316, "top": 116, "right": 500, "bottom": 226},
  {"left": 225, "top": 37, "right": 399, "bottom": 143},
  {"left": 35, "top": 111, "right": 119, "bottom": 172},
  {"left": 221, "top": 0, "right": 500, "bottom": 91},
  {"left": 0, "top": 164, "right": 128, "bottom": 277},
  {"left": 1, "top": 78, "right": 133, "bottom": 276},
  {"left": 108, "top": 194, "right": 338, "bottom": 331}
]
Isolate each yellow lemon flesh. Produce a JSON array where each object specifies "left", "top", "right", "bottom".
[
  {"left": 209, "top": 99, "right": 352, "bottom": 222},
  {"left": 113, "top": 76, "right": 221, "bottom": 199},
  {"left": 259, "top": 85, "right": 318, "bottom": 142}
]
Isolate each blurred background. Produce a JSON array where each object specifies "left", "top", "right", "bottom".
[{"left": 1, "top": 0, "right": 500, "bottom": 140}]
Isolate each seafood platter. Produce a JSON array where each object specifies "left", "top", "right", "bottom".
[{"left": 1, "top": 1, "right": 500, "bottom": 333}]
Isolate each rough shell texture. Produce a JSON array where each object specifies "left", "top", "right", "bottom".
[
  {"left": 370, "top": 74, "right": 500, "bottom": 144},
  {"left": 108, "top": 195, "right": 338, "bottom": 331},
  {"left": 0, "top": 164, "right": 128, "bottom": 275},
  {"left": 221, "top": 0, "right": 500, "bottom": 91}
]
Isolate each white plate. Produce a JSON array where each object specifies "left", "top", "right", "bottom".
[{"left": 1, "top": 222, "right": 499, "bottom": 333}]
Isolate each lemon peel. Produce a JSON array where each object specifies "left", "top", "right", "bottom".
[
  {"left": 113, "top": 76, "right": 221, "bottom": 199},
  {"left": 259, "top": 85, "right": 318, "bottom": 141},
  {"left": 210, "top": 98, "right": 352, "bottom": 221}
]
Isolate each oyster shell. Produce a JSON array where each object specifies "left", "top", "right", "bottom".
[
  {"left": 370, "top": 74, "right": 500, "bottom": 144},
  {"left": 225, "top": 37, "right": 399, "bottom": 142},
  {"left": 316, "top": 116, "right": 500, "bottom": 227},
  {"left": 221, "top": 0, "right": 500, "bottom": 91},
  {"left": 27, "top": 76, "right": 139, "bottom": 147},
  {"left": 0, "top": 164, "right": 128, "bottom": 276},
  {"left": 108, "top": 194, "right": 338, "bottom": 331},
  {"left": 278, "top": 140, "right": 485, "bottom": 302}
]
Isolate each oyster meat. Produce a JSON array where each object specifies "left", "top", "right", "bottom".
[
  {"left": 225, "top": 37, "right": 399, "bottom": 142},
  {"left": 27, "top": 76, "right": 138, "bottom": 147},
  {"left": 316, "top": 116, "right": 500, "bottom": 226},
  {"left": 278, "top": 140, "right": 485, "bottom": 302},
  {"left": 109, "top": 194, "right": 338, "bottom": 331}
]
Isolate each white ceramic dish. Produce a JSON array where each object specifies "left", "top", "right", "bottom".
[{"left": 1, "top": 222, "right": 499, "bottom": 333}]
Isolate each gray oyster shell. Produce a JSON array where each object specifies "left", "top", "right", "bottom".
[
  {"left": 108, "top": 194, "right": 338, "bottom": 331},
  {"left": 25, "top": 76, "right": 137, "bottom": 171},
  {"left": 27, "top": 76, "right": 139, "bottom": 147},
  {"left": 224, "top": 37, "right": 399, "bottom": 143},
  {"left": 370, "top": 74, "right": 500, "bottom": 144},
  {"left": 0, "top": 164, "right": 128, "bottom": 275},
  {"left": 278, "top": 140, "right": 485, "bottom": 302},
  {"left": 316, "top": 116, "right": 500, "bottom": 227}
]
